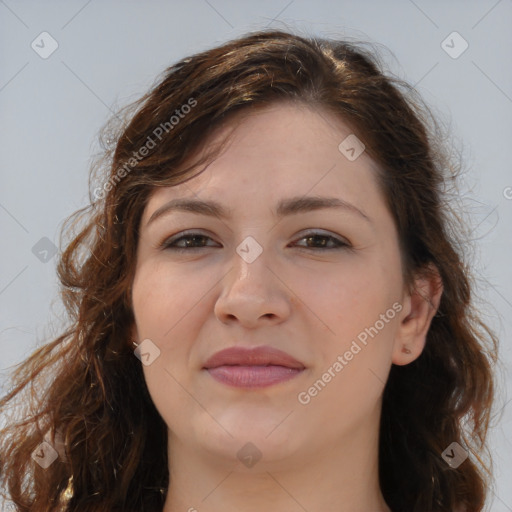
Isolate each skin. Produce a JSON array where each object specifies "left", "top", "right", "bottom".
[{"left": 131, "top": 102, "right": 442, "bottom": 512}]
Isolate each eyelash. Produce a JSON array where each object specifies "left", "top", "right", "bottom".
[{"left": 159, "top": 230, "right": 350, "bottom": 252}]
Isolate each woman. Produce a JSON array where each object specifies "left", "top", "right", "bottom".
[{"left": 0, "top": 29, "right": 498, "bottom": 512}]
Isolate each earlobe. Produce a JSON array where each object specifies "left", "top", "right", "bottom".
[{"left": 392, "top": 265, "right": 443, "bottom": 366}]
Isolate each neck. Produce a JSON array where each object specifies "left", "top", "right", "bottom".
[{"left": 162, "top": 420, "right": 391, "bottom": 512}]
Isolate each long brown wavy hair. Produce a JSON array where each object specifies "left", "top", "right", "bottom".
[{"left": 0, "top": 29, "right": 498, "bottom": 512}]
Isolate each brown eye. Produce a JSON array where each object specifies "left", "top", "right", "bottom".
[
  {"left": 161, "top": 232, "right": 220, "bottom": 251},
  {"left": 293, "top": 231, "right": 350, "bottom": 250}
]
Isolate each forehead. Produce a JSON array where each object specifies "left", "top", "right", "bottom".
[{"left": 142, "top": 102, "right": 387, "bottom": 223}]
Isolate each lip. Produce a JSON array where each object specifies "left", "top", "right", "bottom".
[
  {"left": 203, "top": 345, "right": 305, "bottom": 370},
  {"left": 203, "top": 345, "right": 305, "bottom": 389}
]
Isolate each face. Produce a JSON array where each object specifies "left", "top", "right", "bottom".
[{"left": 131, "top": 102, "right": 409, "bottom": 470}]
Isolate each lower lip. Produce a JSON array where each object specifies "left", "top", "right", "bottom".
[{"left": 205, "top": 365, "right": 304, "bottom": 388}]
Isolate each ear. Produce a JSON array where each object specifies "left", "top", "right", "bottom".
[{"left": 392, "top": 264, "right": 443, "bottom": 365}]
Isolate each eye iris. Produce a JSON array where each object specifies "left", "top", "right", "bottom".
[
  {"left": 307, "top": 235, "right": 328, "bottom": 248},
  {"left": 185, "top": 235, "right": 206, "bottom": 247}
]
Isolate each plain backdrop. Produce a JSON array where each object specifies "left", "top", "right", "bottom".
[{"left": 1, "top": 1, "right": 511, "bottom": 510}]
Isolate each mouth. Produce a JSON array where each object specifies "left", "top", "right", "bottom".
[{"left": 203, "top": 345, "right": 306, "bottom": 389}]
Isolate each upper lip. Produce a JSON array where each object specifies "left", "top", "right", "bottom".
[{"left": 203, "top": 345, "right": 305, "bottom": 370}]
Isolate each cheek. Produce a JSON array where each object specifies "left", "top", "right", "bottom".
[
  {"left": 131, "top": 262, "right": 198, "bottom": 397},
  {"left": 132, "top": 258, "right": 207, "bottom": 337},
  {"left": 131, "top": 258, "right": 221, "bottom": 376},
  {"left": 131, "top": 262, "right": 202, "bottom": 431},
  {"left": 292, "top": 249, "right": 402, "bottom": 404},
  {"left": 295, "top": 269, "right": 400, "bottom": 428},
  {"left": 291, "top": 252, "right": 401, "bottom": 342}
]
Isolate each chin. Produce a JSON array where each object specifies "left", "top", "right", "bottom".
[
  {"left": 195, "top": 417, "right": 302, "bottom": 466},
  {"left": 200, "top": 435, "right": 302, "bottom": 472}
]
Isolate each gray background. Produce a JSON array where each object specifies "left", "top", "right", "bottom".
[{"left": 1, "top": 1, "right": 511, "bottom": 510}]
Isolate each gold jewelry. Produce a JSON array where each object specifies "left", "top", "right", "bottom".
[
  {"left": 402, "top": 346, "right": 412, "bottom": 354},
  {"left": 60, "top": 475, "right": 73, "bottom": 504}
]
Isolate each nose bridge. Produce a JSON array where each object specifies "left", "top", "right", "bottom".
[
  {"left": 235, "top": 233, "right": 266, "bottom": 271},
  {"left": 214, "top": 233, "right": 291, "bottom": 325},
  {"left": 230, "top": 233, "right": 271, "bottom": 293}
]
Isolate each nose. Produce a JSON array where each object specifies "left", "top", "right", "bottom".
[{"left": 214, "top": 244, "right": 292, "bottom": 329}]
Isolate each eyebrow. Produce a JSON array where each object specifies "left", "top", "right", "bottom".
[{"left": 146, "top": 195, "right": 371, "bottom": 226}]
